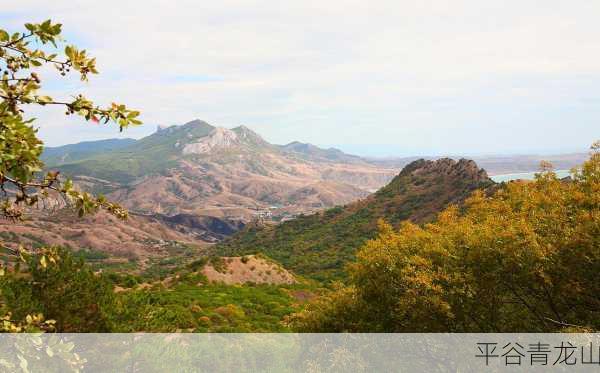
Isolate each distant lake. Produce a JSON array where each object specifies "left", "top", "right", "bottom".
[{"left": 491, "top": 169, "right": 571, "bottom": 182}]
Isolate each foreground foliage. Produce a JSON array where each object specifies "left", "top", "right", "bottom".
[
  {"left": 0, "top": 246, "right": 311, "bottom": 332},
  {"left": 113, "top": 282, "right": 308, "bottom": 332},
  {"left": 0, "top": 247, "right": 114, "bottom": 332},
  {"left": 292, "top": 145, "right": 600, "bottom": 332},
  {"left": 0, "top": 20, "right": 140, "bottom": 221},
  {"left": 0, "top": 19, "right": 140, "bottom": 332}
]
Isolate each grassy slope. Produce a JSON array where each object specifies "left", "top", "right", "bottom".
[
  {"left": 49, "top": 120, "right": 216, "bottom": 184},
  {"left": 42, "top": 138, "right": 137, "bottom": 166}
]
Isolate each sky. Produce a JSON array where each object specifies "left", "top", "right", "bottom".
[{"left": 3, "top": 1, "right": 600, "bottom": 157}]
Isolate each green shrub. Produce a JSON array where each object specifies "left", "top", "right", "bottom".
[
  {"left": 188, "top": 257, "right": 208, "bottom": 271},
  {"left": 209, "top": 256, "right": 227, "bottom": 273},
  {"left": 0, "top": 247, "right": 116, "bottom": 332}
]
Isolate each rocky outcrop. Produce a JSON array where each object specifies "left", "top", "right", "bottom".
[
  {"left": 400, "top": 158, "right": 490, "bottom": 182},
  {"left": 182, "top": 127, "right": 241, "bottom": 155},
  {"left": 376, "top": 158, "right": 494, "bottom": 223}
]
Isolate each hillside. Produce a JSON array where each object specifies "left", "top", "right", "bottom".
[
  {"left": 280, "top": 141, "right": 364, "bottom": 164},
  {"left": 200, "top": 255, "right": 296, "bottom": 285},
  {"left": 45, "top": 120, "right": 398, "bottom": 221},
  {"left": 0, "top": 208, "right": 245, "bottom": 266},
  {"left": 41, "top": 138, "right": 137, "bottom": 166},
  {"left": 215, "top": 158, "right": 494, "bottom": 280}
]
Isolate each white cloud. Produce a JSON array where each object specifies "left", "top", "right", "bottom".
[{"left": 4, "top": 0, "right": 600, "bottom": 154}]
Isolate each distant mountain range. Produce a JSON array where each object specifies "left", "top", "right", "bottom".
[
  {"left": 6, "top": 120, "right": 587, "bottom": 275},
  {"left": 42, "top": 119, "right": 399, "bottom": 221},
  {"left": 31, "top": 119, "right": 588, "bottom": 258},
  {"left": 44, "top": 121, "right": 589, "bottom": 185}
]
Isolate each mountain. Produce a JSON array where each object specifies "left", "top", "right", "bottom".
[
  {"left": 44, "top": 120, "right": 399, "bottom": 220},
  {"left": 214, "top": 158, "right": 494, "bottom": 281},
  {"left": 41, "top": 138, "right": 136, "bottom": 166},
  {"left": 280, "top": 141, "right": 365, "bottom": 163}
]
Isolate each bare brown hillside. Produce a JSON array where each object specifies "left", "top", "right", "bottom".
[
  {"left": 201, "top": 255, "right": 295, "bottom": 285},
  {"left": 47, "top": 120, "right": 398, "bottom": 222},
  {"left": 0, "top": 209, "right": 232, "bottom": 262}
]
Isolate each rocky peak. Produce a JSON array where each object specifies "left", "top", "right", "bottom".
[
  {"left": 232, "top": 125, "right": 270, "bottom": 147},
  {"left": 182, "top": 127, "right": 241, "bottom": 155},
  {"left": 400, "top": 158, "right": 490, "bottom": 182},
  {"left": 379, "top": 157, "right": 493, "bottom": 202},
  {"left": 155, "top": 124, "right": 176, "bottom": 134},
  {"left": 154, "top": 120, "right": 214, "bottom": 137},
  {"left": 182, "top": 119, "right": 213, "bottom": 129}
]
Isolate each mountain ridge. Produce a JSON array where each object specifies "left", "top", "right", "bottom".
[
  {"left": 215, "top": 157, "right": 495, "bottom": 280},
  {"left": 42, "top": 119, "right": 399, "bottom": 221}
]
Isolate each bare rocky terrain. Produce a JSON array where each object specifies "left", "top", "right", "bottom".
[{"left": 47, "top": 120, "right": 399, "bottom": 222}]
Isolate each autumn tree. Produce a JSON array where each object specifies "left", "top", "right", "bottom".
[
  {"left": 291, "top": 144, "right": 600, "bottom": 332},
  {"left": 0, "top": 20, "right": 141, "bottom": 331}
]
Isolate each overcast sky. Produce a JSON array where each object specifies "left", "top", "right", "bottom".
[{"left": 4, "top": 1, "right": 600, "bottom": 156}]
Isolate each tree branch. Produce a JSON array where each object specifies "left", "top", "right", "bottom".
[{"left": 543, "top": 317, "right": 585, "bottom": 329}]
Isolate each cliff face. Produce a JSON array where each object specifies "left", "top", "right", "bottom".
[{"left": 216, "top": 158, "right": 495, "bottom": 280}]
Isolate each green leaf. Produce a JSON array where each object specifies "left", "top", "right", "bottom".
[
  {"left": 36, "top": 96, "right": 53, "bottom": 104},
  {"left": 0, "top": 29, "right": 8, "bottom": 41},
  {"left": 65, "top": 45, "right": 74, "bottom": 59}
]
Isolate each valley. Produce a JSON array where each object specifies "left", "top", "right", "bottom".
[
  {"left": 1, "top": 118, "right": 593, "bottom": 333},
  {"left": 3, "top": 119, "right": 587, "bottom": 275},
  {"left": 1, "top": 11, "right": 598, "bottom": 343}
]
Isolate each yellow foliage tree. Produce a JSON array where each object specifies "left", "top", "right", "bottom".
[{"left": 292, "top": 143, "right": 600, "bottom": 332}]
